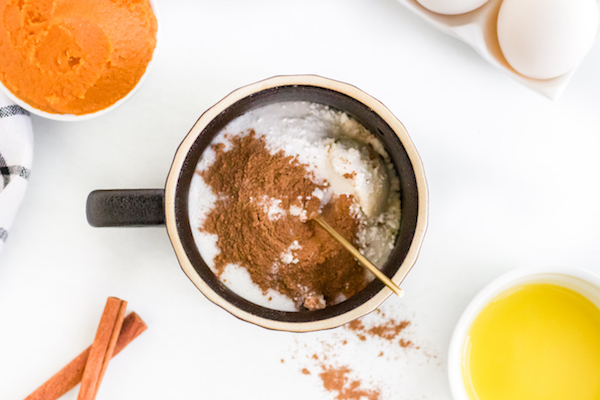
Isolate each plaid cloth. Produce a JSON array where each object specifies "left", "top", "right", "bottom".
[{"left": 0, "top": 92, "right": 33, "bottom": 255}]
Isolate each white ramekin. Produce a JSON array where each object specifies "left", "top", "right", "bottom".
[
  {"left": 0, "top": 0, "right": 159, "bottom": 121},
  {"left": 448, "top": 266, "right": 600, "bottom": 400}
]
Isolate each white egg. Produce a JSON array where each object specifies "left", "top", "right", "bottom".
[
  {"left": 497, "top": 0, "right": 599, "bottom": 80},
  {"left": 416, "top": 0, "right": 490, "bottom": 15}
]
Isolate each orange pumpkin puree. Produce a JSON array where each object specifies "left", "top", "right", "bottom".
[{"left": 0, "top": 0, "right": 157, "bottom": 115}]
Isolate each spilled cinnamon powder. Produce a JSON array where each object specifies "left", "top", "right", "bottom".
[
  {"left": 346, "top": 316, "right": 414, "bottom": 348},
  {"left": 199, "top": 131, "right": 368, "bottom": 310},
  {"left": 319, "top": 365, "right": 381, "bottom": 400},
  {"left": 288, "top": 304, "right": 439, "bottom": 399}
]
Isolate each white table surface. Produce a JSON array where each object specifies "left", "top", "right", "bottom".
[{"left": 2, "top": 0, "right": 600, "bottom": 399}]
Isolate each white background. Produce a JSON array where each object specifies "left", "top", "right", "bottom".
[{"left": 2, "top": 0, "right": 600, "bottom": 399}]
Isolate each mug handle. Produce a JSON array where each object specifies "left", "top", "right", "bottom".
[{"left": 86, "top": 189, "right": 165, "bottom": 227}]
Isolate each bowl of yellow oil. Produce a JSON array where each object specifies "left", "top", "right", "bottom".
[{"left": 448, "top": 266, "right": 600, "bottom": 400}]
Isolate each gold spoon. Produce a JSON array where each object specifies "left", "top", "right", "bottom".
[{"left": 312, "top": 215, "right": 404, "bottom": 297}]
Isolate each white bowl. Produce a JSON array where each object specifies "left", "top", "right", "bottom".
[
  {"left": 0, "top": 0, "right": 160, "bottom": 122},
  {"left": 447, "top": 266, "right": 600, "bottom": 400}
]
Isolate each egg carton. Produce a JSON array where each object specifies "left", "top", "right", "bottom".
[{"left": 396, "top": 0, "right": 600, "bottom": 100}]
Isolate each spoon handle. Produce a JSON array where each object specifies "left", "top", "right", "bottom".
[{"left": 312, "top": 215, "right": 404, "bottom": 298}]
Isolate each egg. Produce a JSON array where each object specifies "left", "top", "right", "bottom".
[
  {"left": 415, "top": 0, "right": 490, "bottom": 15},
  {"left": 497, "top": 0, "right": 599, "bottom": 80}
]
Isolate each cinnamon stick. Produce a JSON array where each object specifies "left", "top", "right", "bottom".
[
  {"left": 77, "top": 297, "right": 127, "bottom": 400},
  {"left": 92, "top": 299, "right": 127, "bottom": 399},
  {"left": 24, "top": 312, "right": 147, "bottom": 400}
]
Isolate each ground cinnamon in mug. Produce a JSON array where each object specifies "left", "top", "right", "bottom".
[{"left": 199, "top": 131, "right": 368, "bottom": 310}]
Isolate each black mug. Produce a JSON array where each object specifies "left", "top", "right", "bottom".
[{"left": 87, "top": 75, "right": 428, "bottom": 332}]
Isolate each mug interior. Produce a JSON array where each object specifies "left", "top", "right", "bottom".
[{"left": 172, "top": 84, "right": 421, "bottom": 327}]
